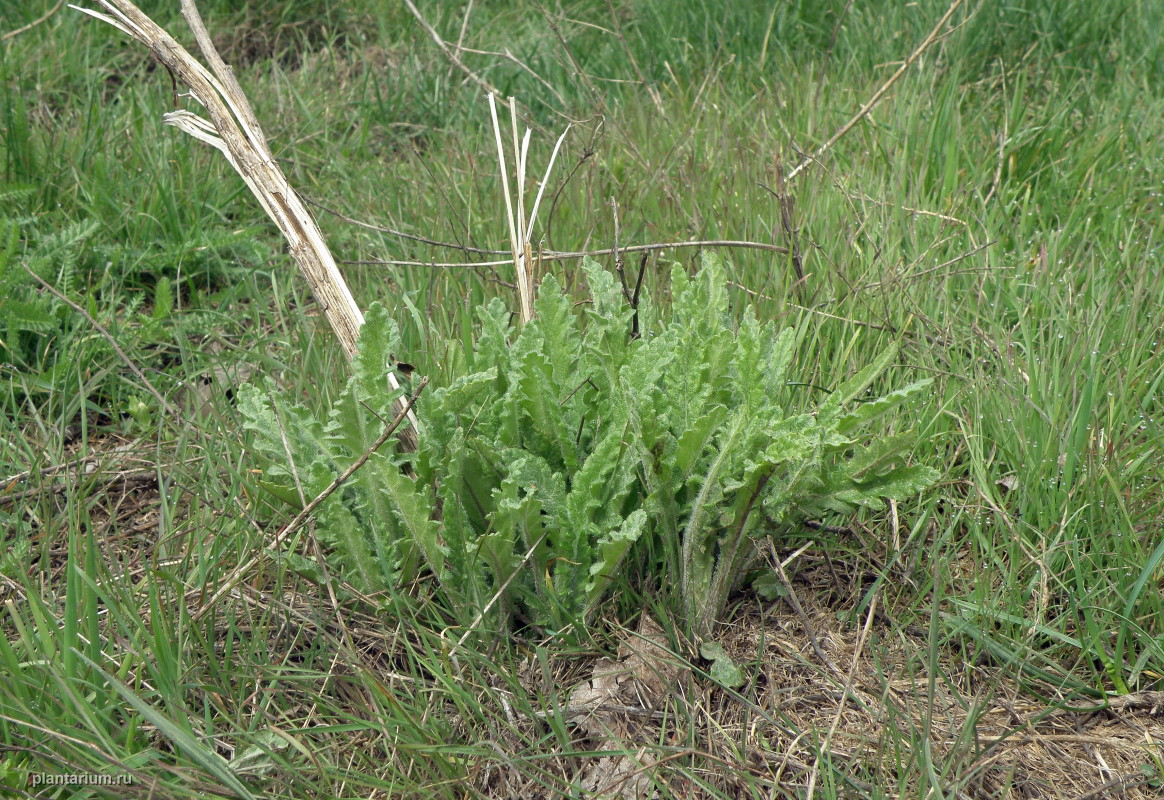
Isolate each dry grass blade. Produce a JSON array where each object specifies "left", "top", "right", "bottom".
[
  {"left": 488, "top": 93, "right": 531, "bottom": 322},
  {"left": 805, "top": 592, "right": 879, "bottom": 800}
]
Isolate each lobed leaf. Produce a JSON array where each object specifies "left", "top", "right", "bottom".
[
  {"left": 835, "top": 378, "right": 934, "bottom": 435},
  {"left": 819, "top": 342, "right": 899, "bottom": 420}
]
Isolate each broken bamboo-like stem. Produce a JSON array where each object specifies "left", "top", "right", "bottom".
[{"left": 72, "top": 0, "right": 418, "bottom": 451}]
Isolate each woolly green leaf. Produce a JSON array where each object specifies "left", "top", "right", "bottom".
[
  {"left": 325, "top": 376, "right": 397, "bottom": 457},
  {"left": 475, "top": 297, "right": 513, "bottom": 373},
  {"left": 431, "top": 368, "right": 498, "bottom": 416},
  {"left": 733, "top": 307, "right": 767, "bottom": 410},
  {"left": 238, "top": 380, "right": 335, "bottom": 480},
  {"left": 673, "top": 405, "right": 728, "bottom": 479},
  {"left": 700, "top": 641, "right": 745, "bottom": 688},
  {"left": 499, "top": 451, "right": 565, "bottom": 541},
  {"left": 498, "top": 449, "right": 566, "bottom": 621},
  {"left": 856, "top": 464, "right": 940, "bottom": 501},
  {"left": 0, "top": 220, "right": 19, "bottom": 273},
  {"left": 618, "top": 327, "right": 677, "bottom": 401},
  {"left": 564, "top": 415, "right": 630, "bottom": 535},
  {"left": 752, "top": 572, "right": 788, "bottom": 601},
  {"left": 253, "top": 479, "right": 304, "bottom": 509},
  {"left": 582, "top": 256, "right": 627, "bottom": 326},
  {"left": 531, "top": 273, "right": 581, "bottom": 389},
  {"left": 673, "top": 254, "right": 728, "bottom": 334},
  {"left": 764, "top": 326, "right": 797, "bottom": 396},
  {"left": 152, "top": 276, "right": 173, "bottom": 320},
  {"left": 514, "top": 348, "right": 577, "bottom": 470},
  {"left": 379, "top": 469, "right": 444, "bottom": 577},
  {"left": 616, "top": 329, "right": 679, "bottom": 474},
  {"left": 825, "top": 464, "right": 940, "bottom": 511},
  {"left": 681, "top": 411, "right": 746, "bottom": 620},
  {"left": 819, "top": 342, "right": 898, "bottom": 420},
  {"left": 844, "top": 431, "right": 920, "bottom": 479},
  {"left": 422, "top": 368, "right": 500, "bottom": 475},
  {"left": 836, "top": 378, "right": 934, "bottom": 435},
  {"left": 436, "top": 428, "right": 476, "bottom": 580},
  {"left": 528, "top": 414, "right": 631, "bottom": 620},
  {"left": 492, "top": 474, "right": 549, "bottom": 618},
  {"left": 502, "top": 450, "right": 566, "bottom": 505},
  {"left": 581, "top": 256, "right": 636, "bottom": 380},
  {"left": 493, "top": 473, "right": 547, "bottom": 553},
  {"left": 316, "top": 494, "right": 388, "bottom": 591},
  {"left": 722, "top": 414, "right": 817, "bottom": 501},
  {"left": 1, "top": 301, "right": 55, "bottom": 333},
  {"left": 586, "top": 509, "right": 648, "bottom": 610},
  {"left": 761, "top": 414, "right": 819, "bottom": 463},
  {"left": 353, "top": 303, "right": 402, "bottom": 398}
]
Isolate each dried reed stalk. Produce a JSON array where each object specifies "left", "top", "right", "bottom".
[
  {"left": 487, "top": 94, "right": 569, "bottom": 324},
  {"left": 72, "top": 0, "right": 418, "bottom": 450}
]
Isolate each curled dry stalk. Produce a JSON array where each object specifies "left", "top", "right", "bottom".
[{"left": 71, "top": 0, "right": 418, "bottom": 451}]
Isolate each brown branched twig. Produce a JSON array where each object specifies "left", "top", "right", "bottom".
[
  {"left": 302, "top": 195, "right": 510, "bottom": 256},
  {"left": 402, "top": 0, "right": 510, "bottom": 110},
  {"left": 451, "top": 42, "right": 569, "bottom": 110},
  {"left": 787, "top": 0, "right": 967, "bottom": 182},
  {"left": 604, "top": 0, "right": 664, "bottom": 114},
  {"left": 761, "top": 153, "right": 807, "bottom": 298}
]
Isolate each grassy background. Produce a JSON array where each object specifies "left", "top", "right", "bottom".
[{"left": 2, "top": 0, "right": 1162, "bottom": 797}]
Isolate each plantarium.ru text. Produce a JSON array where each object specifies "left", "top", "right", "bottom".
[{"left": 240, "top": 254, "right": 938, "bottom": 643}]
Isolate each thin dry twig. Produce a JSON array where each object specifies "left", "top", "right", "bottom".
[
  {"left": 452, "top": 527, "right": 549, "bottom": 657},
  {"left": 766, "top": 540, "right": 843, "bottom": 680},
  {"left": 311, "top": 189, "right": 790, "bottom": 274},
  {"left": 859, "top": 239, "right": 997, "bottom": 290},
  {"left": 813, "top": 0, "right": 856, "bottom": 105},
  {"left": 2, "top": 0, "right": 64, "bottom": 41},
  {"left": 402, "top": 0, "right": 510, "bottom": 109},
  {"left": 23, "top": 263, "right": 179, "bottom": 418},
  {"left": 1, "top": 439, "right": 150, "bottom": 487},
  {"left": 343, "top": 239, "right": 789, "bottom": 268},
  {"left": 787, "top": 0, "right": 967, "bottom": 182},
  {"left": 765, "top": 153, "right": 806, "bottom": 296},
  {"left": 844, "top": 189, "right": 970, "bottom": 226},
  {"left": 603, "top": 0, "right": 664, "bottom": 114},
  {"left": 302, "top": 195, "right": 508, "bottom": 255},
  {"left": 0, "top": 470, "right": 158, "bottom": 507},
  {"left": 610, "top": 196, "right": 628, "bottom": 299},
  {"left": 451, "top": 42, "right": 569, "bottom": 109},
  {"left": 984, "top": 61, "right": 1009, "bottom": 206}
]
